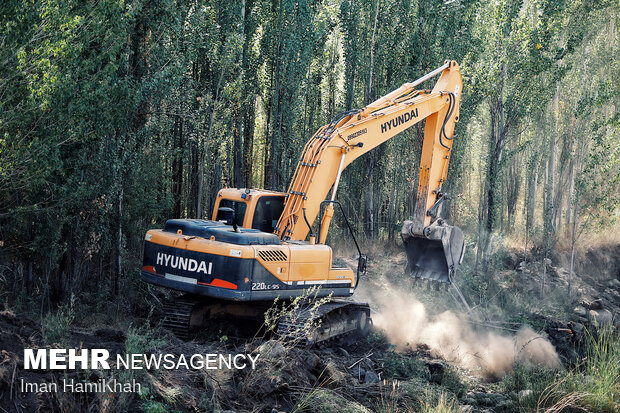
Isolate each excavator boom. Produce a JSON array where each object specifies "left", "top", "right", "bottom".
[{"left": 275, "top": 60, "right": 465, "bottom": 283}]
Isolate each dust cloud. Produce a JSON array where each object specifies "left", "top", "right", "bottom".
[{"left": 362, "top": 281, "right": 560, "bottom": 377}]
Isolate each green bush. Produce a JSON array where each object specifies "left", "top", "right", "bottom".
[
  {"left": 382, "top": 351, "right": 430, "bottom": 381},
  {"left": 440, "top": 366, "right": 469, "bottom": 399},
  {"left": 125, "top": 324, "right": 166, "bottom": 355},
  {"left": 501, "top": 363, "right": 558, "bottom": 409},
  {"left": 567, "top": 327, "right": 619, "bottom": 412},
  {"left": 41, "top": 294, "right": 76, "bottom": 345}
]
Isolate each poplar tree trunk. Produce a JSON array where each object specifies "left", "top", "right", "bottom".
[
  {"left": 233, "top": 0, "right": 248, "bottom": 189},
  {"left": 197, "top": 69, "right": 224, "bottom": 218},
  {"left": 482, "top": 62, "right": 507, "bottom": 265},
  {"left": 363, "top": 0, "right": 380, "bottom": 239}
]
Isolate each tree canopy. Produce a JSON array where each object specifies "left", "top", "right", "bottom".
[{"left": 0, "top": 0, "right": 617, "bottom": 306}]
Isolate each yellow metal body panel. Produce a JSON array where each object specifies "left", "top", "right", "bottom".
[
  {"left": 147, "top": 229, "right": 256, "bottom": 258},
  {"left": 146, "top": 228, "right": 355, "bottom": 287},
  {"left": 287, "top": 244, "right": 331, "bottom": 281}
]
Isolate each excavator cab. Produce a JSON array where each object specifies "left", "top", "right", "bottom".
[{"left": 212, "top": 188, "right": 286, "bottom": 233}]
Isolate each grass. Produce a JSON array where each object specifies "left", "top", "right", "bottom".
[
  {"left": 502, "top": 326, "right": 619, "bottom": 412},
  {"left": 125, "top": 323, "right": 167, "bottom": 355},
  {"left": 420, "top": 392, "right": 459, "bottom": 413},
  {"left": 41, "top": 293, "right": 76, "bottom": 345},
  {"left": 293, "top": 388, "right": 370, "bottom": 413},
  {"left": 440, "top": 366, "right": 469, "bottom": 399},
  {"left": 558, "top": 327, "right": 619, "bottom": 412}
]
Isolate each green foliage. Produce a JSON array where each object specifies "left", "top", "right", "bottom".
[
  {"left": 0, "top": 0, "right": 616, "bottom": 320},
  {"left": 501, "top": 362, "right": 558, "bottom": 404},
  {"left": 571, "top": 327, "right": 620, "bottom": 412},
  {"left": 41, "top": 293, "right": 76, "bottom": 345},
  {"left": 366, "top": 329, "right": 389, "bottom": 346},
  {"left": 125, "top": 324, "right": 166, "bottom": 356},
  {"left": 382, "top": 351, "right": 430, "bottom": 381},
  {"left": 139, "top": 386, "right": 172, "bottom": 413},
  {"left": 440, "top": 366, "right": 469, "bottom": 399}
]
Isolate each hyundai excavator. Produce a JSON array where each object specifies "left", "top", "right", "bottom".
[{"left": 141, "top": 60, "right": 465, "bottom": 343}]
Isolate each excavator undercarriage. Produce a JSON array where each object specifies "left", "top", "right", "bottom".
[{"left": 161, "top": 294, "right": 370, "bottom": 345}]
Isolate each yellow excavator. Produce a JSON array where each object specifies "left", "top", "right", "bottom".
[{"left": 142, "top": 60, "right": 465, "bottom": 342}]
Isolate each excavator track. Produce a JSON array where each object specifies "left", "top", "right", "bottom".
[
  {"left": 161, "top": 296, "right": 200, "bottom": 339},
  {"left": 161, "top": 295, "right": 371, "bottom": 346},
  {"left": 276, "top": 299, "right": 371, "bottom": 346}
]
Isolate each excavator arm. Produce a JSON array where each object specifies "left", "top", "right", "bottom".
[{"left": 275, "top": 61, "right": 465, "bottom": 283}]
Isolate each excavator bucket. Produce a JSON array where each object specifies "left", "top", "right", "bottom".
[{"left": 401, "top": 219, "right": 465, "bottom": 283}]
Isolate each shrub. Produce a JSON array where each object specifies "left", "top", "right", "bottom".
[
  {"left": 125, "top": 324, "right": 166, "bottom": 355},
  {"left": 382, "top": 351, "right": 430, "bottom": 381},
  {"left": 440, "top": 366, "right": 469, "bottom": 399},
  {"left": 562, "top": 327, "right": 619, "bottom": 412},
  {"left": 41, "top": 294, "right": 76, "bottom": 345}
]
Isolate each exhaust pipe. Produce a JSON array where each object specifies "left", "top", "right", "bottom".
[{"left": 401, "top": 219, "right": 465, "bottom": 283}]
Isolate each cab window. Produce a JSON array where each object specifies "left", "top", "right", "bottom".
[
  {"left": 252, "top": 196, "right": 285, "bottom": 233},
  {"left": 216, "top": 199, "right": 247, "bottom": 225}
]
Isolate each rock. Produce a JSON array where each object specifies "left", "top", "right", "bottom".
[
  {"left": 364, "top": 370, "right": 380, "bottom": 384},
  {"left": 548, "top": 265, "right": 559, "bottom": 277},
  {"left": 588, "top": 309, "right": 613, "bottom": 327},
  {"left": 324, "top": 360, "right": 347, "bottom": 385},
  {"left": 255, "top": 340, "right": 286, "bottom": 359},
  {"left": 608, "top": 279, "right": 620, "bottom": 288},
  {"left": 569, "top": 321, "right": 584, "bottom": 335},
  {"left": 576, "top": 316, "right": 589, "bottom": 324},
  {"left": 302, "top": 352, "right": 320, "bottom": 369},
  {"left": 488, "top": 392, "right": 506, "bottom": 403},
  {"left": 426, "top": 360, "right": 447, "bottom": 384},
  {"left": 573, "top": 306, "right": 587, "bottom": 317},
  {"left": 519, "top": 389, "right": 533, "bottom": 399},
  {"left": 462, "top": 397, "right": 476, "bottom": 405},
  {"left": 589, "top": 299, "right": 604, "bottom": 310},
  {"left": 495, "top": 400, "right": 513, "bottom": 412}
]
